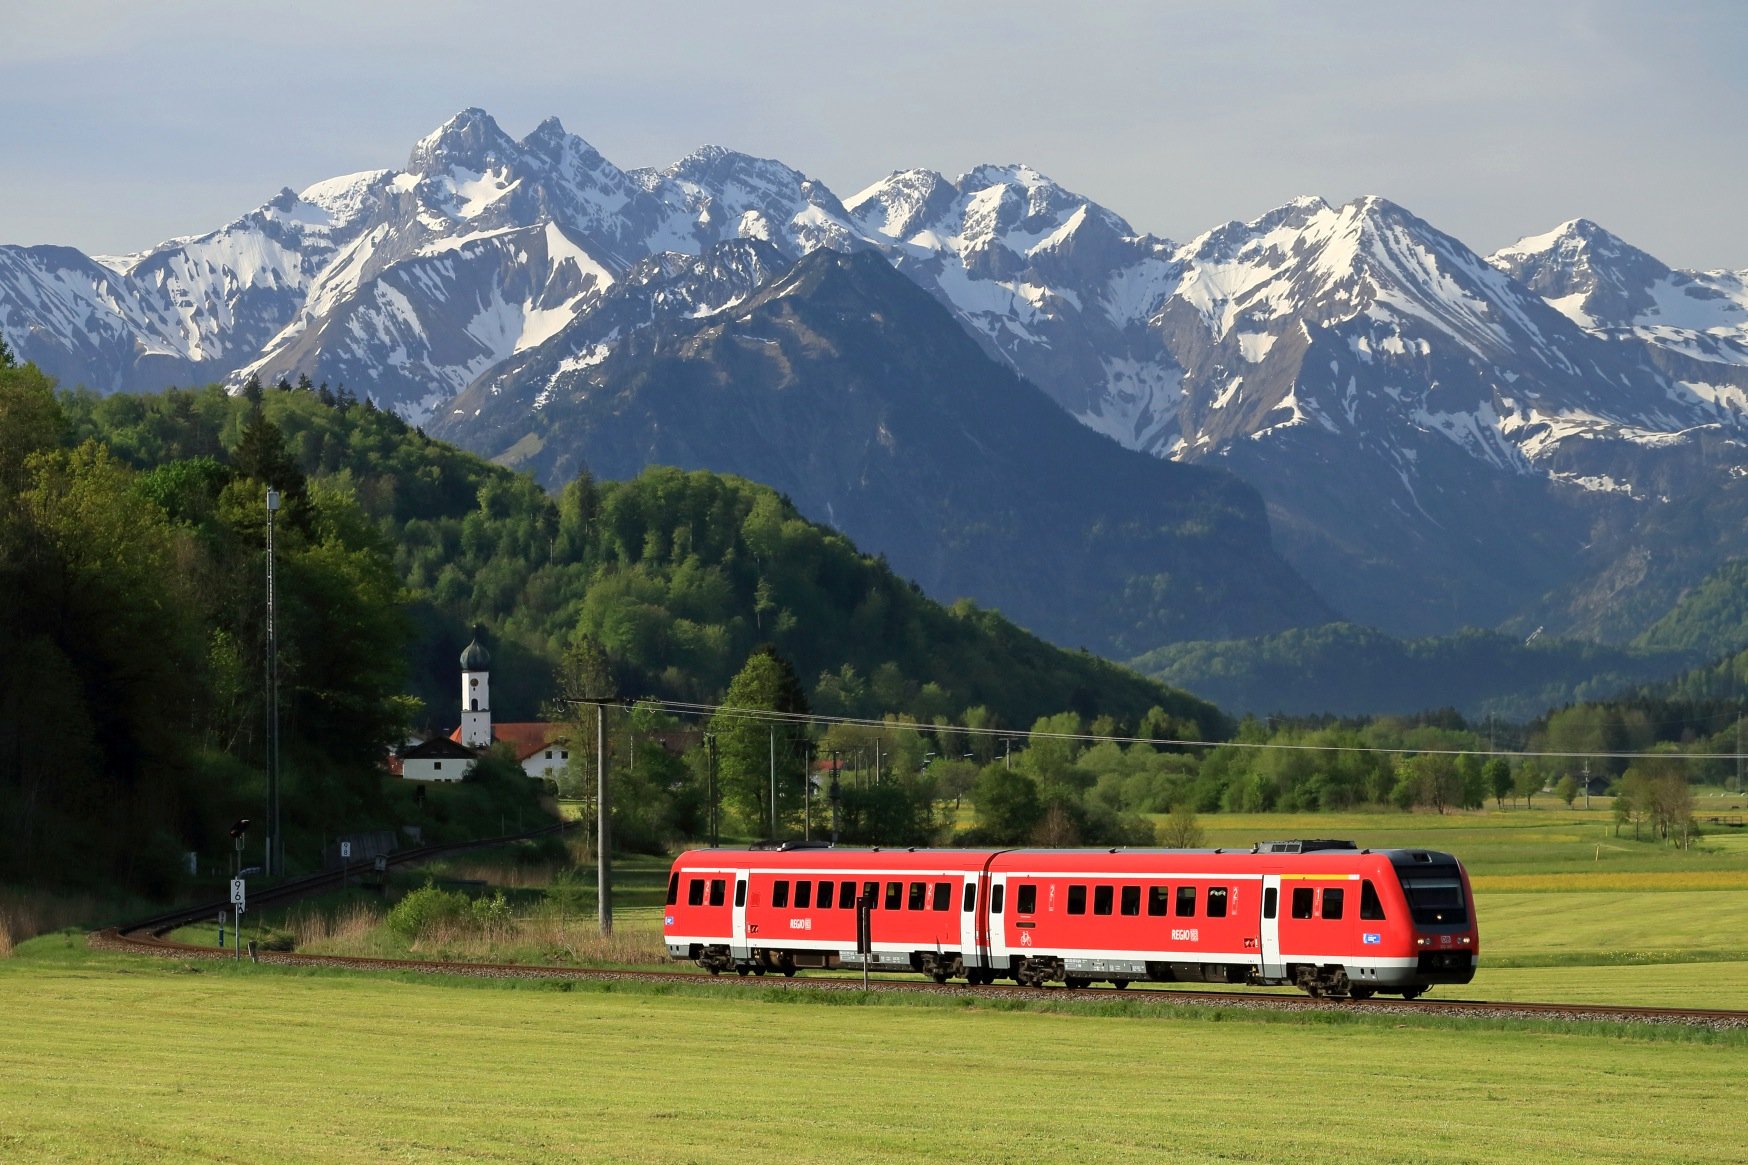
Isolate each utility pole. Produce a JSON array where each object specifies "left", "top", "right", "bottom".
[
  {"left": 596, "top": 700, "right": 611, "bottom": 935},
  {"left": 829, "top": 749, "right": 841, "bottom": 845},
  {"left": 802, "top": 739, "right": 813, "bottom": 842},
  {"left": 769, "top": 725, "right": 777, "bottom": 839},
  {"left": 703, "top": 732, "right": 718, "bottom": 847},
  {"left": 264, "top": 488, "right": 280, "bottom": 878}
]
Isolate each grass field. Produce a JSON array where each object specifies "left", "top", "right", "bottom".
[
  {"left": 1, "top": 939, "right": 1742, "bottom": 1165},
  {"left": 7, "top": 807, "right": 1748, "bottom": 1161}
]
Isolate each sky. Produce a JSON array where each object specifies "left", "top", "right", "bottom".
[{"left": 7, "top": 0, "right": 1745, "bottom": 269}]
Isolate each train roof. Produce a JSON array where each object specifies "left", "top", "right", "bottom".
[{"left": 671, "top": 841, "right": 1465, "bottom": 868}]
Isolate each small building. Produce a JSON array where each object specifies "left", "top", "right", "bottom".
[
  {"left": 394, "top": 629, "right": 571, "bottom": 782},
  {"left": 397, "top": 735, "right": 483, "bottom": 783}
]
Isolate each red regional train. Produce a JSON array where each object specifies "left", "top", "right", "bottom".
[{"left": 663, "top": 840, "right": 1476, "bottom": 998}]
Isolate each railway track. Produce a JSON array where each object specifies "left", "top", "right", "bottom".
[{"left": 93, "top": 852, "right": 1748, "bottom": 1031}]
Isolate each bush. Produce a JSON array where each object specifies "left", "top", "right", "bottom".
[
  {"left": 386, "top": 882, "right": 474, "bottom": 941},
  {"left": 470, "top": 890, "right": 513, "bottom": 931}
]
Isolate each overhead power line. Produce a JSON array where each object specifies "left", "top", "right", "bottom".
[{"left": 570, "top": 697, "right": 1746, "bottom": 764}]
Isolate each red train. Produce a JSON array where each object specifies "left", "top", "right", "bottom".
[{"left": 663, "top": 840, "right": 1477, "bottom": 998}]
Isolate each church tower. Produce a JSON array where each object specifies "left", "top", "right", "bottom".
[{"left": 459, "top": 628, "right": 492, "bottom": 748}]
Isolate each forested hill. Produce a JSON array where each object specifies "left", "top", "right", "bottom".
[
  {"left": 62, "top": 378, "right": 1225, "bottom": 735},
  {"left": 3, "top": 367, "right": 1221, "bottom": 892},
  {"left": 1134, "top": 623, "right": 1694, "bottom": 720}
]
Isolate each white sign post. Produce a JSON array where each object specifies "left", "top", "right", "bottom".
[
  {"left": 229, "top": 878, "right": 246, "bottom": 963},
  {"left": 340, "top": 840, "right": 351, "bottom": 891}
]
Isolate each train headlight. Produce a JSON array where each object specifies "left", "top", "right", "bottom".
[
  {"left": 1459, "top": 936, "right": 1473, "bottom": 945},
  {"left": 1415, "top": 936, "right": 1430, "bottom": 947}
]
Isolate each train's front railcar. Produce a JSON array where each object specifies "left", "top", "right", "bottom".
[
  {"left": 1384, "top": 849, "right": 1478, "bottom": 997},
  {"left": 663, "top": 851, "right": 739, "bottom": 974}
]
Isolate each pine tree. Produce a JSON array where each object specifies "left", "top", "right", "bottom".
[
  {"left": 232, "top": 408, "right": 307, "bottom": 503},
  {"left": 0, "top": 329, "right": 15, "bottom": 369}
]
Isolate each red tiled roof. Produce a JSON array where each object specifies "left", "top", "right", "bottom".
[{"left": 448, "top": 721, "right": 570, "bottom": 762}]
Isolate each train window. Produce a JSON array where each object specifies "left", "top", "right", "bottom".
[
  {"left": 772, "top": 881, "right": 790, "bottom": 908},
  {"left": 1207, "top": 887, "right": 1229, "bottom": 918},
  {"left": 886, "top": 882, "right": 903, "bottom": 911},
  {"left": 964, "top": 884, "right": 977, "bottom": 913},
  {"left": 863, "top": 881, "right": 879, "bottom": 909},
  {"left": 1360, "top": 880, "right": 1387, "bottom": 920},
  {"left": 713, "top": 879, "right": 729, "bottom": 907},
  {"left": 908, "top": 882, "right": 927, "bottom": 911},
  {"left": 844, "top": 880, "right": 860, "bottom": 908},
  {"left": 688, "top": 878, "right": 705, "bottom": 906},
  {"left": 733, "top": 879, "right": 745, "bottom": 908},
  {"left": 1175, "top": 886, "right": 1197, "bottom": 917},
  {"left": 991, "top": 884, "right": 1005, "bottom": 914},
  {"left": 1121, "top": 886, "right": 1141, "bottom": 916},
  {"left": 1401, "top": 876, "right": 1469, "bottom": 926},
  {"left": 1263, "top": 887, "right": 1277, "bottom": 919},
  {"left": 1148, "top": 887, "right": 1170, "bottom": 916},
  {"left": 932, "top": 882, "right": 951, "bottom": 911},
  {"left": 1321, "top": 887, "right": 1344, "bottom": 920},
  {"left": 794, "top": 880, "right": 812, "bottom": 910},
  {"left": 1291, "top": 886, "right": 1314, "bottom": 919},
  {"left": 817, "top": 880, "right": 834, "bottom": 910},
  {"left": 1016, "top": 885, "right": 1037, "bottom": 914},
  {"left": 1093, "top": 885, "right": 1114, "bottom": 916},
  {"left": 666, "top": 873, "right": 680, "bottom": 906},
  {"left": 1067, "top": 885, "right": 1087, "bottom": 915}
]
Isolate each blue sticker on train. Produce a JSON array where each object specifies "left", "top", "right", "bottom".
[{"left": 1362, "top": 933, "right": 1382, "bottom": 944}]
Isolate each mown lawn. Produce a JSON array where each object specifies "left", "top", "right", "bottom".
[{"left": 0, "top": 939, "right": 1741, "bottom": 1165}]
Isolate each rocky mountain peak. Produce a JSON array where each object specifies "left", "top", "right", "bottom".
[
  {"left": 407, "top": 108, "right": 520, "bottom": 176},
  {"left": 1489, "top": 218, "right": 1671, "bottom": 327}
]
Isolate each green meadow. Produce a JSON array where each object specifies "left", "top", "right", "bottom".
[
  {"left": 5, "top": 804, "right": 1747, "bottom": 1161},
  {"left": 0, "top": 938, "right": 1742, "bottom": 1165}
]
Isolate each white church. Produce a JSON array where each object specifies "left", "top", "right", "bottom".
[{"left": 394, "top": 631, "right": 572, "bottom": 783}]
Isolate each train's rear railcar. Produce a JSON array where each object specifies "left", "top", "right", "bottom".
[{"left": 663, "top": 846, "right": 998, "bottom": 978}]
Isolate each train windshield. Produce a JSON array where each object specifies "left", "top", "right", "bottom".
[{"left": 1400, "top": 875, "right": 1468, "bottom": 926}]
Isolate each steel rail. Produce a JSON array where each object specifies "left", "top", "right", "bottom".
[{"left": 91, "top": 920, "right": 1747, "bottom": 1030}]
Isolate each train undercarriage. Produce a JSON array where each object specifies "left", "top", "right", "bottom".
[{"left": 685, "top": 943, "right": 1443, "bottom": 998}]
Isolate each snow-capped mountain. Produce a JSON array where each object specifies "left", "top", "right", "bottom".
[
  {"left": 6, "top": 107, "right": 1748, "bottom": 644},
  {"left": 1490, "top": 217, "right": 1748, "bottom": 383}
]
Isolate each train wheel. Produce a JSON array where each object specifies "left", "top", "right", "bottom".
[
  {"left": 1400, "top": 986, "right": 1425, "bottom": 1000},
  {"left": 1064, "top": 976, "right": 1089, "bottom": 990},
  {"left": 1110, "top": 979, "right": 1130, "bottom": 990},
  {"left": 754, "top": 966, "right": 767, "bottom": 976},
  {"left": 709, "top": 966, "right": 722, "bottom": 976},
  {"left": 1348, "top": 987, "right": 1374, "bottom": 1000},
  {"left": 782, "top": 967, "right": 796, "bottom": 977},
  {"left": 736, "top": 966, "right": 751, "bottom": 977}
]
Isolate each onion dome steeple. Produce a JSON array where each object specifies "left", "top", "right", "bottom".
[{"left": 460, "top": 627, "right": 492, "bottom": 672}]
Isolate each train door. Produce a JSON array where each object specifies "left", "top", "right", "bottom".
[
  {"left": 731, "top": 875, "right": 749, "bottom": 961},
  {"left": 985, "top": 872, "right": 1009, "bottom": 970},
  {"left": 1259, "top": 874, "right": 1284, "bottom": 982},
  {"left": 960, "top": 874, "right": 981, "bottom": 970}
]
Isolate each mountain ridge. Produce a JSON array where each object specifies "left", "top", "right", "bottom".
[{"left": 6, "top": 107, "right": 1748, "bottom": 650}]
